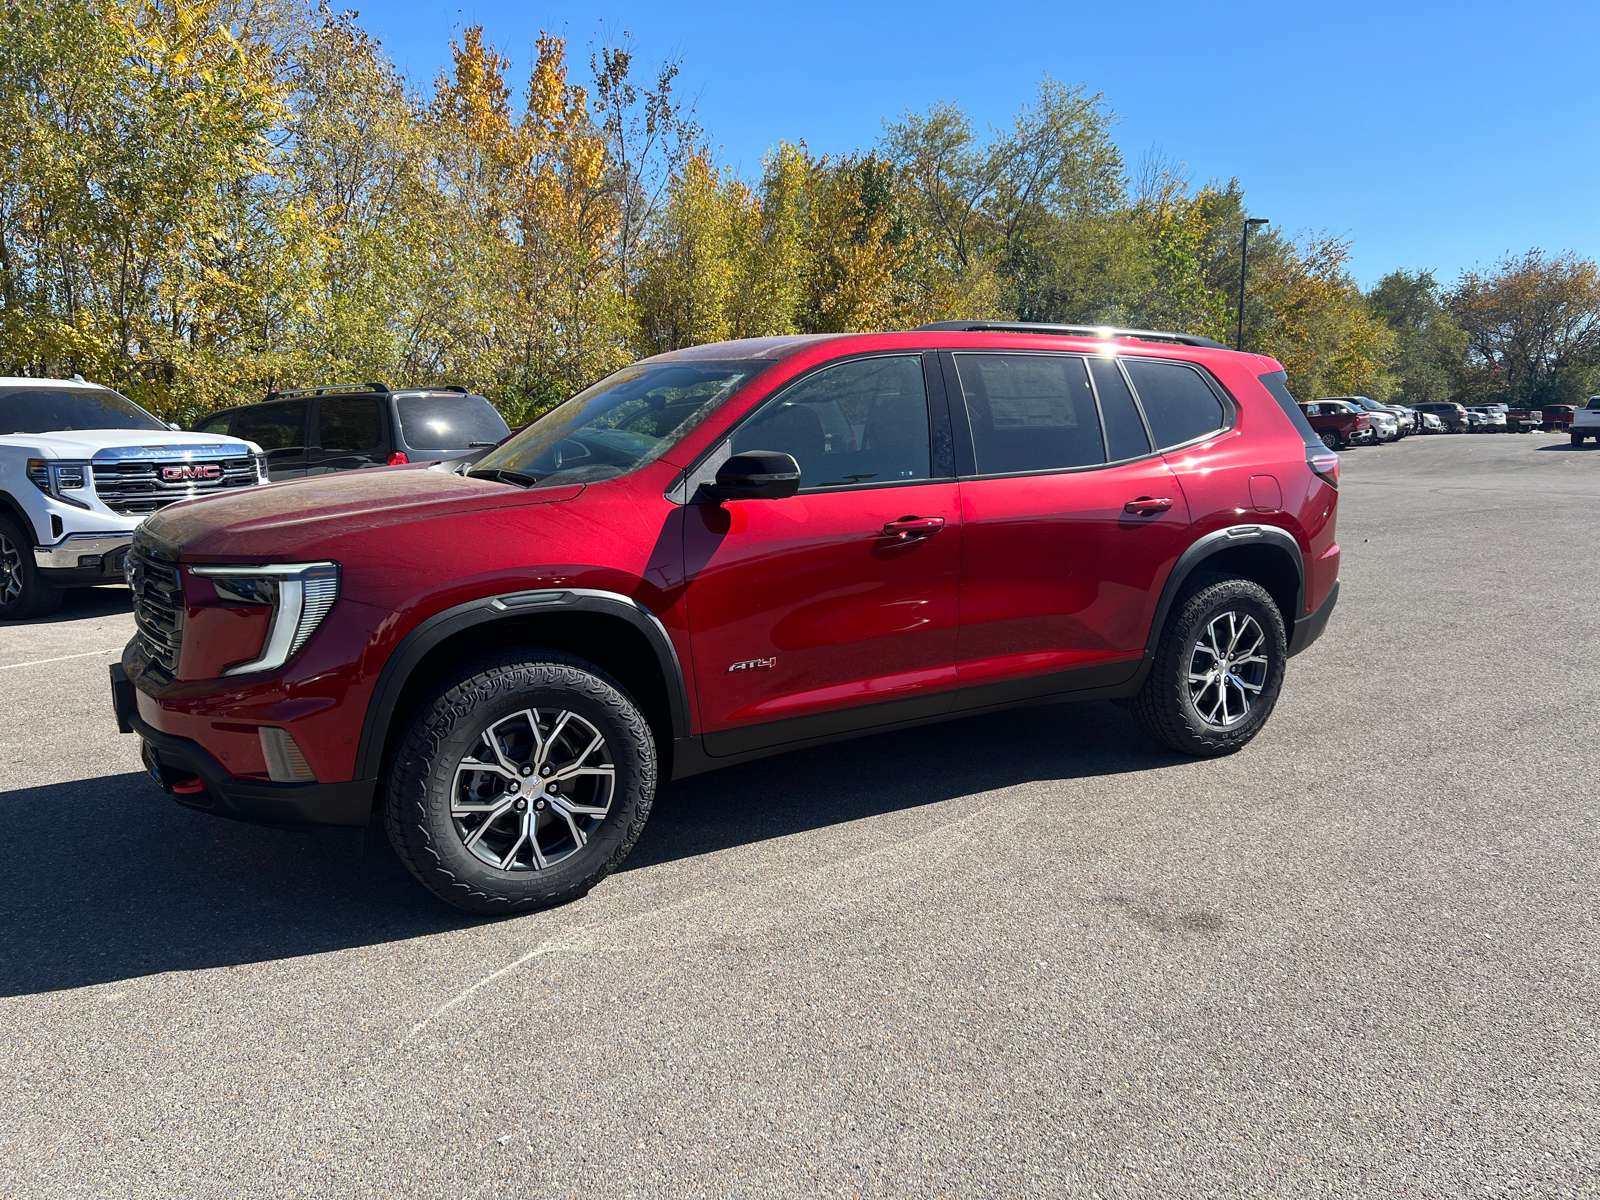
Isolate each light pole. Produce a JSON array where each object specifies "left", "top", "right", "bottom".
[{"left": 1236, "top": 217, "right": 1269, "bottom": 352}]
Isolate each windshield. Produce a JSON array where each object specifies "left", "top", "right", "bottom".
[
  {"left": 470, "top": 359, "right": 768, "bottom": 487},
  {"left": 396, "top": 392, "right": 510, "bottom": 451},
  {"left": 0, "top": 386, "right": 167, "bottom": 435}
]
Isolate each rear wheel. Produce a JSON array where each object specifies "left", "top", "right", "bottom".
[
  {"left": 384, "top": 651, "right": 656, "bottom": 914},
  {"left": 1572, "top": 432, "right": 1585, "bottom": 445},
  {"left": 1131, "top": 576, "right": 1288, "bottom": 757},
  {"left": 0, "top": 516, "right": 64, "bottom": 621},
  {"left": 1318, "top": 430, "right": 1340, "bottom": 451}
]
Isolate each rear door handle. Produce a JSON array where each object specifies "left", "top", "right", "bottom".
[
  {"left": 882, "top": 516, "right": 946, "bottom": 540},
  {"left": 1124, "top": 496, "right": 1175, "bottom": 515}
]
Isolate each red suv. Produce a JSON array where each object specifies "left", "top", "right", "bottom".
[{"left": 112, "top": 323, "right": 1341, "bottom": 913}]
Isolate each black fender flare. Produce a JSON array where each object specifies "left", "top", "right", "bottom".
[
  {"left": 1143, "top": 524, "right": 1306, "bottom": 660},
  {"left": 353, "top": 587, "right": 692, "bottom": 781}
]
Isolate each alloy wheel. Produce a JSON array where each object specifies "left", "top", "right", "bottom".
[
  {"left": 450, "top": 707, "right": 615, "bottom": 871},
  {"left": 0, "top": 531, "right": 22, "bottom": 607},
  {"left": 1187, "top": 611, "right": 1269, "bottom": 728}
]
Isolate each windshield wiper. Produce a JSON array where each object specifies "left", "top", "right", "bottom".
[{"left": 468, "top": 467, "right": 541, "bottom": 488}]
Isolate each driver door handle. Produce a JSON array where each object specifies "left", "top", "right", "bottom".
[
  {"left": 1124, "top": 496, "right": 1175, "bottom": 515},
  {"left": 882, "top": 516, "right": 946, "bottom": 540}
]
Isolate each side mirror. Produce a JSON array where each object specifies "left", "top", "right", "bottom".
[{"left": 704, "top": 450, "right": 801, "bottom": 501}]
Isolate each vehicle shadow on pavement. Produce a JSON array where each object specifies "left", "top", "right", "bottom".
[
  {"left": 1536, "top": 442, "right": 1600, "bottom": 451},
  {"left": 11, "top": 584, "right": 131, "bottom": 626},
  {"left": 0, "top": 771, "right": 482, "bottom": 998},
  {"left": 626, "top": 700, "right": 1177, "bottom": 871},
  {"left": 0, "top": 702, "right": 1175, "bottom": 997}
]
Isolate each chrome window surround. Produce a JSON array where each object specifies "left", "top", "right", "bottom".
[{"left": 188, "top": 562, "right": 340, "bottom": 675}]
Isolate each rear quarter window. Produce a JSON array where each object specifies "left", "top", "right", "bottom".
[
  {"left": 1261, "top": 372, "right": 1322, "bottom": 450},
  {"left": 1123, "top": 359, "right": 1227, "bottom": 449}
]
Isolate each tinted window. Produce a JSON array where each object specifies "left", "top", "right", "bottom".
[
  {"left": 234, "top": 401, "right": 308, "bottom": 451},
  {"left": 1088, "top": 358, "right": 1151, "bottom": 461},
  {"left": 0, "top": 386, "right": 166, "bottom": 435},
  {"left": 474, "top": 360, "right": 765, "bottom": 487},
  {"left": 955, "top": 353, "right": 1104, "bottom": 474},
  {"left": 194, "top": 413, "right": 232, "bottom": 435},
  {"left": 732, "top": 355, "right": 930, "bottom": 489},
  {"left": 397, "top": 393, "right": 510, "bottom": 451},
  {"left": 317, "top": 397, "right": 384, "bottom": 453},
  {"left": 1123, "top": 359, "right": 1226, "bottom": 449}
]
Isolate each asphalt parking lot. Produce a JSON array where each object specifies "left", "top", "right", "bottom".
[{"left": 1, "top": 433, "right": 1596, "bottom": 1199}]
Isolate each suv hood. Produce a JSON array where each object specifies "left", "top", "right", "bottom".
[
  {"left": 143, "top": 465, "right": 581, "bottom": 561},
  {"left": 0, "top": 430, "right": 255, "bottom": 457}
]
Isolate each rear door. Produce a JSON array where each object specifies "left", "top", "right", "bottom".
[
  {"left": 309, "top": 395, "right": 390, "bottom": 474},
  {"left": 947, "top": 351, "right": 1191, "bottom": 704},
  {"left": 231, "top": 401, "right": 310, "bottom": 480},
  {"left": 682, "top": 353, "right": 962, "bottom": 754}
]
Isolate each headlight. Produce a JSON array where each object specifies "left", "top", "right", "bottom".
[
  {"left": 188, "top": 562, "right": 340, "bottom": 674},
  {"left": 252, "top": 453, "right": 268, "bottom": 484},
  {"left": 26, "top": 458, "right": 92, "bottom": 508}
]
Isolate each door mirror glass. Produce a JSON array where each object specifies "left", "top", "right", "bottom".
[{"left": 706, "top": 451, "right": 801, "bottom": 501}]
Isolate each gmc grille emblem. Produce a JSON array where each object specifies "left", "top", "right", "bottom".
[{"left": 162, "top": 464, "right": 222, "bottom": 482}]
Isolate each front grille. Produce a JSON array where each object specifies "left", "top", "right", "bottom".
[
  {"left": 92, "top": 457, "right": 257, "bottom": 517},
  {"left": 130, "top": 546, "right": 184, "bottom": 677}
]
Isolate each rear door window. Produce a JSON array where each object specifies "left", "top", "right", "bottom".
[
  {"left": 233, "top": 401, "right": 309, "bottom": 479},
  {"left": 317, "top": 397, "right": 384, "bottom": 453},
  {"left": 1123, "top": 359, "right": 1227, "bottom": 449},
  {"left": 953, "top": 353, "right": 1105, "bottom": 474},
  {"left": 194, "top": 412, "right": 232, "bottom": 435}
]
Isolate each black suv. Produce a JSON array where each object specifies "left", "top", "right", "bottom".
[{"left": 192, "top": 383, "right": 511, "bottom": 481}]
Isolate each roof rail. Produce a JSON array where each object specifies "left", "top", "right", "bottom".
[
  {"left": 913, "top": 320, "right": 1229, "bottom": 350},
  {"left": 264, "top": 381, "right": 390, "bottom": 401}
]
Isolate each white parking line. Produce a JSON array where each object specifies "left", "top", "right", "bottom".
[{"left": 0, "top": 648, "right": 122, "bottom": 670}]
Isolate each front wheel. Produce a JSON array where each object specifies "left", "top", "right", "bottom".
[
  {"left": 0, "top": 516, "right": 64, "bottom": 622},
  {"left": 1130, "top": 576, "right": 1288, "bottom": 757},
  {"left": 384, "top": 652, "right": 657, "bottom": 914}
]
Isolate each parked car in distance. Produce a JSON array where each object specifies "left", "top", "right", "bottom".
[
  {"left": 1504, "top": 406, "right": 1542, "bottom": 433},
  {"left": 114, "top": 320, "right": 1341, "bottom": 914},
  {"left": 1468, "top": 405, "right": 1508, "bottom": 431},
  {"left": 192, "top": 382, "right": 511, "bottom": 481},
  {"left": 1299, "top": 400, "right": 1373, "bottom": 449},
  {"left": 1544, "top": 405, "right": 1576, "bottom": 433},
  {"left": 1410, "top": 401, "right": 1468, "bottom": 431},
  {"left": 1327, "top": 395, "right": 1410, "bottom": 439},
  {"left": 1419, "top": 412, "right": 1446, "bottom": 433},
  {"left": 1, "top": 376, "right": 266, "bottom": 619},
  {"left": 1569, "top": 396, "right": 1600, "bottom": 444},
  {"left": 1463, "top": 410, "right": 1488, "bottom": 432}
]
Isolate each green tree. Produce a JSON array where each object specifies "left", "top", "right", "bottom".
[{"left": 1367, "top": 270, "right": 1468, "bottom": 403}]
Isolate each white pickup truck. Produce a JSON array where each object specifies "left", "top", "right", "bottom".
[
  {"left": 1570, "top": 396, "right": 1600, "bottom": 445},
  {"left": 1, "top": 376, "right": 265, "bottom": 619}
]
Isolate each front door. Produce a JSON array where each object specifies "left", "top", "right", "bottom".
[
  {"left": 946, "top": 351, "right": 1193, "bottom": 702},
  {"left": 683, "top": 353, "right": 962, "bottom": 755}
]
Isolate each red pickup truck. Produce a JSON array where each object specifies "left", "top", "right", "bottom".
[
  {"left": 1543, "top": 405, "right": 1576, "bottom": 432},
  {"left": 1298, "top": 400, "right": 1371, "bottom": 450}
]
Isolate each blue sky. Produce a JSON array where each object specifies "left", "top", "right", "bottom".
[{"left": 354, "top": 0, "right": 1600, "bottom": 288}]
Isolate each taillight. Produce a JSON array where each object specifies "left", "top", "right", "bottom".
[
  {"left": 1308, "top": 449, "right": 1339, "bottom": 489},
  {"left": 387, "top": 451, "right": 409, "bottom": 466}
]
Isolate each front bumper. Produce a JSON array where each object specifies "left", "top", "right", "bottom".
[{"left": 111, "top": 662, "right": 375, "bottom": 828}]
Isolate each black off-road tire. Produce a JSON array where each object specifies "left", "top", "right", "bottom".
[
  {"left": 0, "top": 516, "right": 64, "bottom": 621},
  {"left": 1131, "top": 575, "right": 1288, "bottom": 757},
  {"left": 1572, "top": 432, "right": 1585, "bottom": 446},
  {"left": 384, "top": 651, "right": 656, "bottom": 914}
]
